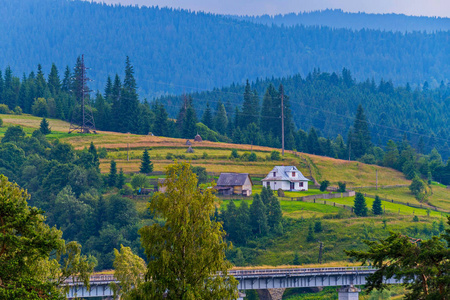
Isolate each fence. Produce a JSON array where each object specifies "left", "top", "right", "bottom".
[{"left": 361, "top": 193, "right": 450, "bottom": 214}]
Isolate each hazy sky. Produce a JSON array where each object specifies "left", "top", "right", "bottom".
[{"left": 90, "top": 0, "right": 450, "bottom": 17}]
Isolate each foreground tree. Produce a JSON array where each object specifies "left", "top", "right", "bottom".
[
  {"left": 346, "top": 217, "right": 450, "bottom": 300},
  {"left": 139, "top": 162, "right": 238, "bottom": 299},
  {"left": 39, "top": 117, "right": 51, "bottom": 135},
  {"left": 0, "top": 175, "right": 95, "bottom": 299}
]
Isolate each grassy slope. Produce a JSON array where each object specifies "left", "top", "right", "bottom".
[{"left": 2, "top": 114, "right": 449, "bottom": 269}]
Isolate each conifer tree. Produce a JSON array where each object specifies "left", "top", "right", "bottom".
[
  {"left": 61, "top": 66, "right": 71, "bottom": 92},
  {"left": 250, "top": 194, "right": 268, "bottom": 236},
  {"left": 349, "top": 104, "right": 372, "bottom": 159},
  {"left": 306, "top": 223, "right": 315, "bottom": 242},
  {"left": 354, "top": 192, "right": 368, "bottom": 216},
  {"left": 260, "top": 86, "right": 274, "bottom": 133},
  {"left": 214, "top": 101, "right": 228, "bottom": 135},
  {"left": 139, "top": 149, "right": 153, "bottom": 174},
  {"left": 108, "top": 160, "right": 117, "bottom": 187},
  {"left": 268, "top": 196, "right": 283, "bottom": 232},
  {"left": 201, "top": 102, "right": 213, "bottom": 129},
  {"left": 120, "top": 57, "right": 140, "bottom": 133},
  {"left": 240, "top": 80, "right": 255, "bottom": 128},
  {"left": 47, "top": 63, "right": 60, "bottom": 96},
  {"left": 152, "top": 101, "right": 169, "bottom": 136},
  {"left": 117, "top": 168, "right": 125, "bottom": 189},
  {"left": 235, "top": 201, "right": 251, "bottom": 245},
  {"left": 39, "top": 117, "right": 51, "bottom": 135},
  {"left": 182, "top": 100, "right": 198, "bottom": 139},
  {"left": 372, "top": 195, "right": 383, "bottom": 215},
  {"left": 35, "top": 64, "right": 47, "bottom": 98},
  {"left": 88, "top": 142, "right": 99, "bottom": 169}
]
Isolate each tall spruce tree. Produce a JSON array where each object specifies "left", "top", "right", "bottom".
[
  {"left": 88, "top": 142, "right": 99, "bottom": 170},
  {"left": 354, "top": 192, "right": 368, "bottom": 216},
  {"left": 47, "top": 63, "right": 60, "bottom": 96},
  {"left": 152, "top": 101, "right": 169, "bottom": 136},
  {"left": 39, "top": 117, "right": 51, "bottom": 135},
  {"left": 349, "top": 104, "right": 372, "bottom": 159},
  {"left": 110, "top": 74, "right": 122, "bottom": 132},
  {"left": 140, "top": 149, "right": 153, "bottom": 174},
  {"left": 260, "top": 85, "right": 274, "bottom": 134},
  {"left": 182, "top": 98, "right": 198, "bottom": 139},
  {"left": 372, "top": 195, "right": 383, "bottom": 215},
  {"left": 108, "top": 160, "right": 117, "bottom": 187},
  {"left": 214, "top": 101, "right": 228, "bottom": 135},
  {"left": 240, "top": 80, "right": 256, "bottom": 128},
  {"left": 250, "top": 194, "right": 268, "bottom": 236},
  {"left": 120, "top": 57, "right": 140, "bottom": 133},
  {"left": 201, "top": 102, "right": 213, "bottom": 129}
]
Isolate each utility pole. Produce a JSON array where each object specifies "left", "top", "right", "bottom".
[
  {"left": 281, "top": 85, "right": 285, "bottom": 156},
  {"left": 376, "top": 169, "right": 378, "bottom": 190}
]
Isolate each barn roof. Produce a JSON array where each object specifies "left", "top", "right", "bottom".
[{"left": 216, "top": 173, "right": 252, "bottom": 186}]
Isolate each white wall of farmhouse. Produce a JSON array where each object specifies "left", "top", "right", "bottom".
[{"left": 263, "top": 180, "right": 308, "bottom": 191}]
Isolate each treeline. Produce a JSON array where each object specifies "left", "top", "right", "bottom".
[
  {"left": 1, "top": 61, "right": 450, "bottom": 185},
  {"left": 237, "top": 9, "right": 450, "bottom": 32},
  {"left": 1, "top": 0, "right": 450, "bottom": 97}
]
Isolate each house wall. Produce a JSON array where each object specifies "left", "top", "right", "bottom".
[
  {"left": 242, "top": 177, "right": 253, "bottom": 195},
  {"left": 264, "top": 180, "right": 309, "bottom": 191}
]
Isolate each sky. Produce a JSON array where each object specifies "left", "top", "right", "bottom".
[{"left": 90, "top": 0, "right": 450, "bottom": 17}]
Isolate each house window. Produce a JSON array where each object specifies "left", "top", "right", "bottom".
[
  {"left": 299, "top": 182, "right": 304, "bottom": 187},
  {"left": 292, "top": 172, "right": 295, "bottom": 177},
  {"left": 273, "top": 172, "right": 276, "bottom": 177}
]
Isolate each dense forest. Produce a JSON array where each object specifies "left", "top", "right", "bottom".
[
  {"left": 1, "top": 60, "right": 450, "bottom": 185},
  {"left": 236, "top": 9, "right": 450, "bottom": 32},
  {"left": 0, "top": 0, "right": 449, "bottom": 98}
]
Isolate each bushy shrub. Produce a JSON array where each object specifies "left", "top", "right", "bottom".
[
  {"left": 320, "top": 180, "right": 330, "bottom": 192},
  {"left": 270, "top": 150, "right": 281, "bottom": 161},
  {"left": 13, "top": 106, "right": 22, "bottom": 115},
  {"left": 0, "top": 104, "right": 11, "bottom": 114},
  {"left": 337, "top": 182, "right": 346, "bottom": 192},
  {"left": 230, "top": 149, "right": 239, "bottom": 159},
  {"left": 248, "top": 152, "right": 257, "bottom": 161}
]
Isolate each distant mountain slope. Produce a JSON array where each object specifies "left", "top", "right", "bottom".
[
  {"left": 234, "top": 9, "right": 450, "bottom": 32},
  {"left": 0, "top": 0, "right": 449, "bottom": 98}
]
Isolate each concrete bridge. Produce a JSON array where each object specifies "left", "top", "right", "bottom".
[{"left": 66, "top": 266, "right": 401, "bottom": 299}]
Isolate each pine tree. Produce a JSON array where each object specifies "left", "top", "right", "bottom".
[
  {"left": 152, "top": 101, "right": 169, "bottom": 136},
  {"left": 108, "top": 160, "right": 117, "bottom": 187},
  {"left": 240, "top": 80, "right": 255, "bottom": 128},
  {"left": 88, "top": 142, "right": 99, "bottom": 169},
  {"left": 214, "top": 101, "right": 228, "bottom": 135},
  {"left": 372, "top": 195, "right": 383, "bottom": 215},
  {"left": 120, "top": 57, "right": 140, "bottom": 133},
  {"left": 140, "top": 149, "right": 153, "bottom": 174},
  {"left": 249, "top": 194, "right": 268, "bottom": 236},
  {"left": 268, "top": 196, "right": 283, "bottom": 231},
  {"left": 110, "top": 74, "right": 122, "bottom": 132},
  {"left": 306, "top": 223, "right": 315, "bottom": 242},
  {"left": 354, "top": 192, "right": 368, "bottom": 216},
  {"left": 39, "top": 117, "right": 51, "bottom": 135},
  {"left": 260, "top": 86, "right": 274, "bottom": 134},
  {"left": 47, "top": 63, "right": 60, "bottom": 96},
  {"left": 349, "top": 104, "right": 372, "bottom": 159},
  {"left": 235, "top": 201, "right": 251, "bottom": 245},
  {"left": 35, "top": 64, "right": 47, "bottom": 98},
  {"left": 182, "top": 100, "right": 198, "bottom": 139},
  {"left": 201, "top": 102, "right": 213, "bottom": 129},
  {"left": 117, "top": 168, "right": 125, "bottom": 189},
  {"left": 61, "top": 66, "right": 71, "bottom": 92}
]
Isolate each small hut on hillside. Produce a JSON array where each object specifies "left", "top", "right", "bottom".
[{"left": 194, "top": 133, "right": 203, "bottom": 142}]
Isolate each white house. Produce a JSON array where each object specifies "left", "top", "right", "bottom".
[{"left": 261, "top": 166, "right": 310, "bottom": 191}]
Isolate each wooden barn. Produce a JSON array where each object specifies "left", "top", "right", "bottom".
[{"left": 215, "top": 173, "right": 253, "bottom": 196}]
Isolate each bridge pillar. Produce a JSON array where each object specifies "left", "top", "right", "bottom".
[
  {"left": 338, "top": 285, "right": 361, "bottom": 300},
  {"left": 257, "top": 288, "right": 285, "bottom": 300}
]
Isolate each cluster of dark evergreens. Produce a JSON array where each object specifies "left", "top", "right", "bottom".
[
  {"left": 1, "top": 0, "right": 450, "bottom": 97},
  {"left": 1, "top": 62, "right": 450, "bottom": 185}
]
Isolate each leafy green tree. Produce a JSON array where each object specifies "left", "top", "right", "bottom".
[
  {"left": 140, "top": 149, "right": 153, "bottom": 173},
  {"left": 409, "top": 176, "right": 426, "bottom": 201},
  {"left": 2, "top": 125, "right": 26, "bottom": 143},
  {"left": 230, "top": 149, "right": 239, "bottom": 159},
  {"left": 131, "top": 173, "right": 148, "bottom": 191},
  {"left": 107, "top": 195, "right": 138, "bottom": 228},
  {"left": 50, "top": 143, "right": 75, "bottom": 164},
  {"left": 111, "top": 245, "right": 147, "bottom": 300},
  {"left": 108, "top": 160, "right": 117, "bottom": 187},
  {"left": 139, "top": 162, "right": 238, "bottom": 299},
  {"left": 372, "top": 195, "right": 383, "bottom": 215},
  {"left": 250, "top": 194, "right": 268, "bottom": 236},
  {"left": 293, "top": 253, "right": 301, "bottom": 265},
  {"left": 346, "top": 217, "right": 450, "bottom": 299},
  {"left": 320, "top": 180, "right": 330, "bottom": 192},
  {"left": 270, "top": 150, "right": 281, "bottom": 161},
  {"left": 39, "top": 117, "right": 51, "bottom": 134},
  {"left": 192, "top": 166, "right": 208, "bottom": 185},
  {"left": 0, "top": 175, "right": 95, "bottom": 299},
  {"left": 353, "top": 192, "right": 368, "bottom": 216}
]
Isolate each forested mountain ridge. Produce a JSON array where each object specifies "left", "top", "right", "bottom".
[
  {"left": 160, "top": 70, "right": 450, "bottom": 158},
  {"left": 0, "top": 0, "right": 449, "bottom": 98},
  {"left": 234, "top": 9, "right": 450, "bottom": 32}
]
